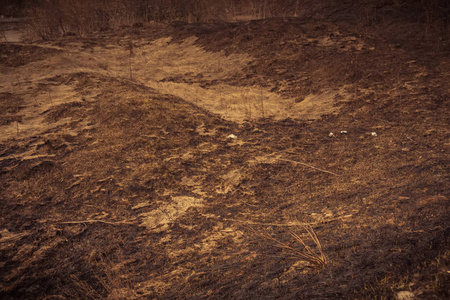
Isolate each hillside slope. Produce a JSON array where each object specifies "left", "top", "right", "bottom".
[{"left": 1, "top": 11, "right": 449, "bottom": 300}]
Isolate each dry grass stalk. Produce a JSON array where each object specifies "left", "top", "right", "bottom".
[
  {"left": 223, "top": 217, "right": 311, "bottom": 227},
  {"left": 128, "top": 39, "right": 133, "bottom": 80},
  {"left": 259, "top": 87, "right": 265, "bottom": 118},
  {"left": 276, "top": 157, "right": 339, "bottom": 176},
  {"left": 61, "top": 219, "right": 138, "bottom": 226}
]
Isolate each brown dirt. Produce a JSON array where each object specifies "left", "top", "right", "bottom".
[{"left": 1, "top": 14, "right": 449, "bottom": 300}]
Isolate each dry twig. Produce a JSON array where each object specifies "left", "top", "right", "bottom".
[
  {"left": 276, "top": 157, "right": 339, "bottom": 176},
  {"left": 60, "top": 219, "right": 137, "bottom": 226}
]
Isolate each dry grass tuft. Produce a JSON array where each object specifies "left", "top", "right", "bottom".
[
  {"left": 250, "top": 225, "right": 327, "bottom": 268},
  {"left": 71, "top": 255, "right": 137, "bottom": 300}
]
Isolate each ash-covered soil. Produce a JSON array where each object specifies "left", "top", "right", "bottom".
[{"left": 0, "top": 16, "right": 449, "bottom": 299}]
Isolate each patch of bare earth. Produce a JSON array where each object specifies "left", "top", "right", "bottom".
[{"left": 1, "top": 18, "right": 449, "bottom": 299}]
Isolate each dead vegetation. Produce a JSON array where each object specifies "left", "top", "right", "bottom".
[
  {"left": 16, "top": 0, "right": 450, "bottom": 43},
  {"left": 1, "top": 1, "right": 449, "bottom": 299}
]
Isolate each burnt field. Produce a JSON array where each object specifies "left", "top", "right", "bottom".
[{"left": 1, "top": 8, "right": 449, "bottom": 300}]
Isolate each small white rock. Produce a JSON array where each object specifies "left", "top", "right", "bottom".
[
  {"left": 329, "top": 132, "right": 335, "bottom": 137},
  {"left": 227, "top": 134, "right": 237, "bottom": 139},
  {"left": 340, "top": 130, "right": 348, "bottom": 134},
  {"left": 371, "top": 132, "right": 378, "bottom": 137}
]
